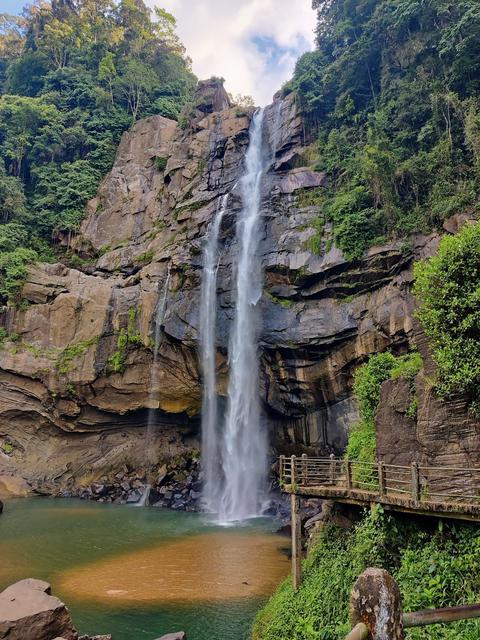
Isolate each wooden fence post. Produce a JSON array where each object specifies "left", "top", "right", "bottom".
[
  {"left": 302, "top": 453, "right": 308, "bottom": 486},
  {"left": 329, "top": 455, "right": 336, "bottom": 485},
  {"left": 290, "top": 455, "right": 302, "bottom": 591},
  {"left": 350, "top": 568, "right": 405, "bottom": 639},
  {"left": 411, "top": 462, "right": 420, "bottom": 503},
  {"left": 279, "top": 455, "right": 285, "bottom": 485},
  {"left": 379, "top": 462, "right": 386, "bottom": 499},
  {"left": 346, "top": 459, "right": 352, "bottom": 490}
]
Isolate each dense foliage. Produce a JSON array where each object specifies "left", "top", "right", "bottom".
[
  {"left": 286, "top": 0, "right": 480, "bottom": 258},
  {"left": 0, "top": 0, "right": 195, "bottom": 303},
  {"left": 345, "top": 351, "right": 422, "bottom": 468},
  {"left": 414, "top": 221, "right": 480, "bottom": 413},
  {"left": 253, "top": 507, "right": 480, "bottom": 640}
]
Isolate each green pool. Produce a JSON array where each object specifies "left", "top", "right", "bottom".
[{"left": 0, "top": 498, "right": 289, "bottom": 640}]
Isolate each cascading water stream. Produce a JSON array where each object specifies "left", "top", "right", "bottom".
[
  {"left": 199, "top": 194, "right": 229, "bottom": 512},
  {"left": 144, "top": 264, "right": 171, "bottom": 466},
  {"left": 219, "top": 108, "right": 268, "bottom": 523}
]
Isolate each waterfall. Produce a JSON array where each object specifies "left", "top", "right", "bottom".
[
  {"left": 219, "top": 108, "right": 268, "bottom": 523},
  {"left": 200, "top": 194, "right": 229, "bottom": 512},
  {"left": 144, "top": 264, "right": 171, "bottom": 467}
]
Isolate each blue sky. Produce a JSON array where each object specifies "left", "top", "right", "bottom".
[
  {"left": 3, "top": 0, "right": 24, "bottom": 13},
  {"left": 3, "top": 0, "right": 316, "bottom": 105}
]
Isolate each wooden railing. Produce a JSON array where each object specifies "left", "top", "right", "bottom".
[{"left": 279, "top": 455, "right": 480, "bottom": 514}]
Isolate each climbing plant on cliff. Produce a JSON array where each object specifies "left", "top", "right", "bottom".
[
  {"left": 346, "top": 351, "right": 422, "bottom": 472},
  {"left": 414, "top": 221, "right": 480, "bottom": 414},
  {"left": 0, "top": 0, "right": 196, "bottom": 304},
  {"left": 285, "top": 0, "right": 480, "bottom": 259}
]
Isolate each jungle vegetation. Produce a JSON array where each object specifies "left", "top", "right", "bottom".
[
  {"left": 286, "top": 0, "right": 480, "bottom": 259},
  {"left": 0, "top": 0, "right": 196, "bottom": 303}
]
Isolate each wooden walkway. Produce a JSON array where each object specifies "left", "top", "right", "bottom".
[{"left": 279, "top": 456, "right": 480, "bottom": 521}]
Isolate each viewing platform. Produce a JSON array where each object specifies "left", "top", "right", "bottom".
[{"left": 279, "top": 455, "right": 480, "bottom": 522}]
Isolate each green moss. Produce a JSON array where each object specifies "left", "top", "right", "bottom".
[
  {"left": 265, "top": 291, "right": 295, "bottom": 309},
  {"left": 297, "top": 187, "right": 325, "bottom": 209},
  {"left": 254, "top": 508, "right": 480, "bottom": 640},
  {"left": 107, "top": 308, "right": 144, "bottom": 374},
  {"left": 1, "top": 442, "right": 14, "bottom": 455},
  {"left": 57, "top": 336, "right": 99, "bottom": 375},
  {"left": 135, "top": 249, "right": 154, "bottom": 265},
  {"left": 154, "top": 219, "right": 167, "bottom": 231},
  {"left": 154, "top": 156, "right": 168, "bottom": 171},
  {"left": 98, "top": 243, "right": 111, "bottom": 256},
  {"left": 0, "top": 328, "right": 8, "bottom": 347}
]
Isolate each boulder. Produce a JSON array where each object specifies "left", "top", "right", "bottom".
[
  {"left": 0, "top": 579, "right": 77, "bottom": 640},
  {"left": 155, "top": 633, "right": 186, "bottom": 640}
]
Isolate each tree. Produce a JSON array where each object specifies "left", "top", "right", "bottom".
[
  {"left": 98, "top": 51, "right": 116, "bottom": 104},
  {"left": 116, "top": 56, "right": 157, "bottom": 121},
  {"left": 39, "top": 17, "right": 75, "bottom": 70},
  {"left": 0, "top": 95, "right": 63, "bottom": 177},
  {"left": 0, "top": 166, "right": 26, "bottom": 222}
]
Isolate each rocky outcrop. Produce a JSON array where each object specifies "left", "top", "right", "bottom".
[
  {"left": 0, "top": 579, "right": 77, "bottom": 640},
  {"left": 0, "top": 79, "right": 477, "bottom": 492},
  {"left": 0, "top": 579, "right": 112, "bottom": 640},
  {"left": 376, "top": 317, "right": 480, "bottom": 477}
]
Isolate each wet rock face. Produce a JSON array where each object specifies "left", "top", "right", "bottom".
[{"left": 0, "top": 79, "right": 472, "bottom": 490}]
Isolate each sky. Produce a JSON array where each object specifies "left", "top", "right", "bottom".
[
  {"left": 153, "top": 0, "right": 316, "bottom": 105},
  {"left": 4, "top": 0, "right": 316, "bottom": 105}
]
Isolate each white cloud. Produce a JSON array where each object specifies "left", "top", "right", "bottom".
[{"left": 147, "top": 0, "right": 316, "bottom": 106}]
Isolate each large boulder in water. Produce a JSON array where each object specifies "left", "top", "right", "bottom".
[
  {"left": 0, "top": 579, "right": 78, "bottom": 640},
  {"left": 155, "top": 633, "right": 187, "bottom": 640}
]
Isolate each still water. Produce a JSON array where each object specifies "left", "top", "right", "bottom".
[{"left": 0, "top": 498, "right": 289, "bottom": 640}]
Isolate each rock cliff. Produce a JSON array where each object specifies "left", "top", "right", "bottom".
[{"left": 0, "top": 80, "right": 477, "bottom": 493}]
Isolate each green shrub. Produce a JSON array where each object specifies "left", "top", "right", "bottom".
[
  {"left": 0, "top": 247, "right": 38, "bottom": 305},
  {"left": 414, "top": 222, "right": 480, "bottom": 413},
  {"left": 254, "top": 509, "right": 480, "bottom": 640},
  {"left": 345, "top": 352, "right": 397, "bottom": 469},
  {"left": 346, "top": 352, "right": 422, "bottom": 483},
  {"left": 154, "top": 156, "right": 168, "bottom": 172}
]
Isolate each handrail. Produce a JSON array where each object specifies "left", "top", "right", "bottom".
[
  {"left": 345, "top": 623, "right": 369, "bottom": 640},
  {"left": 279, "top": 455, "right": 480, "bottom": 514},
  {"left": 403, "top": 603, "right": 480, "bottom": 628}
]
